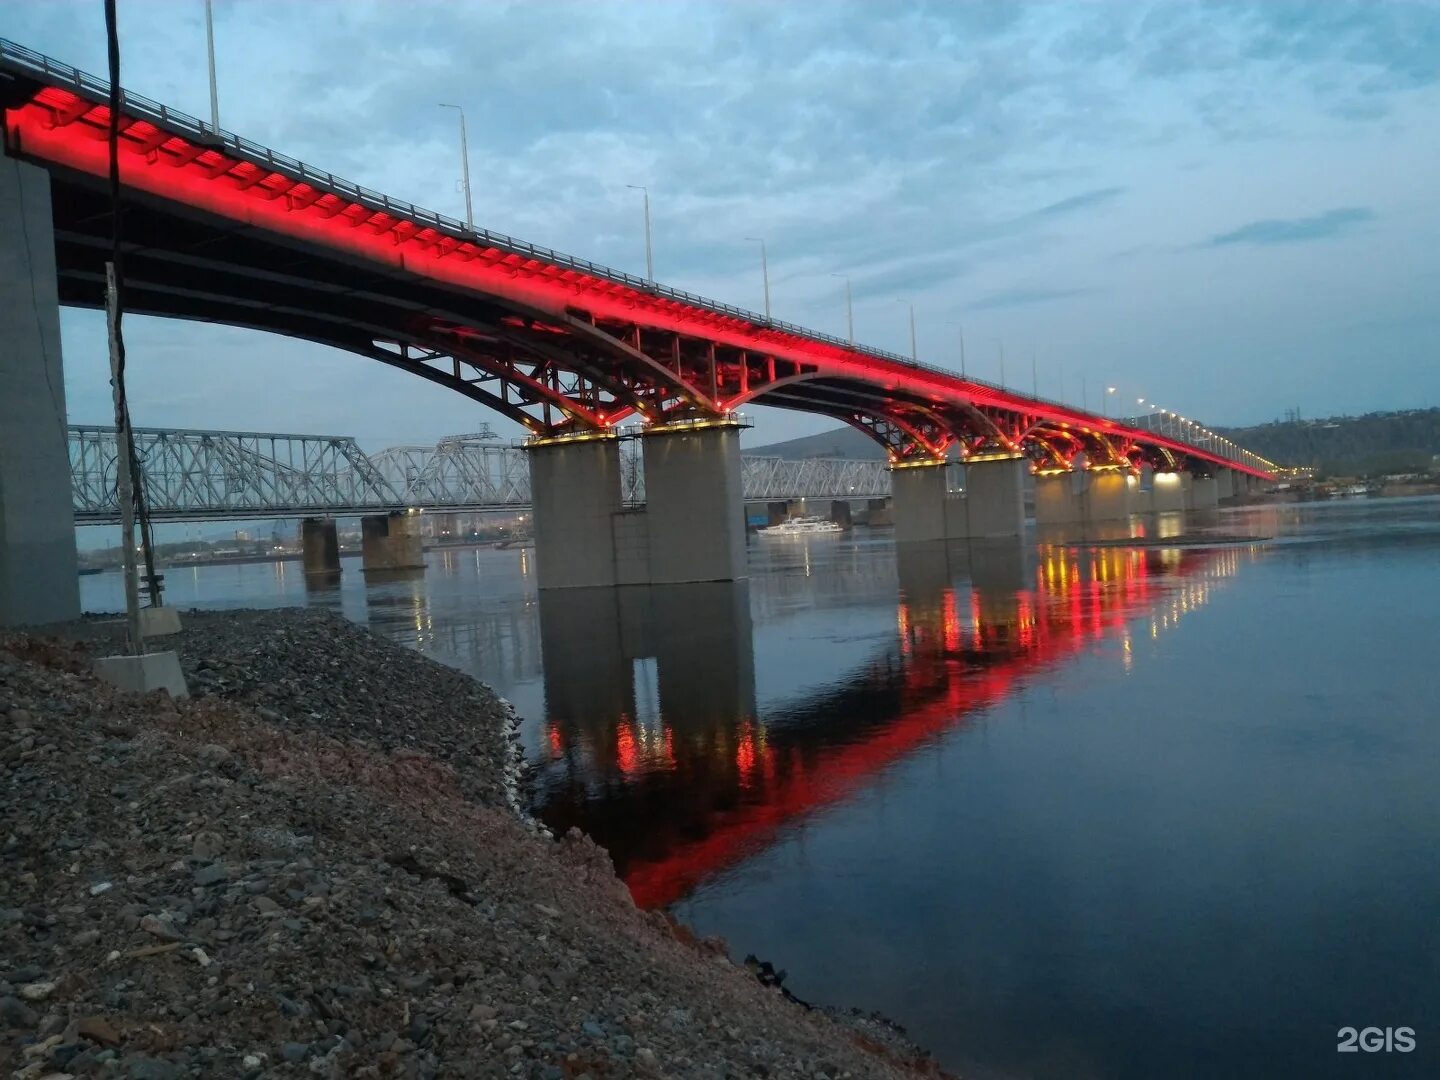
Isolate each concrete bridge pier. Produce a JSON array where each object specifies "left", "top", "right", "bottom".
[
  {"left": 641, "top": 422, "right": 747, "bottom": 584},
  {"left": 1034, "top": 468, "right": 1136, "bottom": 526},
  {"left": 528, "top": 435, "right": 625, "bottom": 589},
  {"left": 891, "top": 462, "right": 957, "bottom": 543},
  {"left": 1184, "top": 474, "right": 1219, "bottom": 510},
  {"left": 1, "top": 157, "right": 79, "bottom": 627},
  {"left": 959, "top": 457, "right": 1028, "bottom": 538},
  {"left": 1086, "top": 470, "right": 1133, "bottom": 520},
  {"left": 361, "top": 511, "right": 424, "bottom": 573},
  {"left": 1150, "top": 471, "right": 1187, "bottom": 513},
  {"left": 892, "top": 456, "right": 1027, "bottom": 543},
  {"left": 301, "top": 517, "right": 341, "bottom": 576},
  {"left": 1035, "top": 472, "right": 1083, "bottom": 525}
]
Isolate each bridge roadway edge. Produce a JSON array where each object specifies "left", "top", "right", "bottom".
[{"left": 0, "top": 156, "right": 80, "bottom": 627}]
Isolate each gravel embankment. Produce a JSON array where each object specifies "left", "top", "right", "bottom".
[{"left": 2, "top": 609, "right": 946, "bottom": 1079}]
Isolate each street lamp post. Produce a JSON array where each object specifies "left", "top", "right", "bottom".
[
  {"left": 626, "top": 185, "right": 653, "bottom": 282},
  {"left": 204, "top": 0, "right": 220, "bottom": 132},
  {"left": 438, "top": 103, "right": 474, "bottom": 230},
  {"left": 1105, "top": 386, "right": 1116, "bottom": 418},
  {"left": 997, "top": 340, "right": 1006, "bottom": 388},
  {"left": 745, "top": 237, "right": 770, "bottom": 319},
  {"left": 947, "top": 323, "right": 967, "bottom": 378},
  {"left": 895, "top": 299, "right": 917, "bottom": 362},
  {"left": 831, "top": 274, "right": 853, "bottom": 343}
]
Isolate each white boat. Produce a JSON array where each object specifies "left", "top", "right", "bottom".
[{"left": 757, "top": 516, "right": 844, "bottom": 537}]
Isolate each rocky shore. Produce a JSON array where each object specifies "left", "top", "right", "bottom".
[{"left": 2, "top": 609, "right": 946, "bottom": 1079}]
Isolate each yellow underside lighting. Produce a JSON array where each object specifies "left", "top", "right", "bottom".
[
  {"left": 644, "top": 415, "right": 753, "bottom": 436},
  {"left": 523, "top": 429, "right": 621, "bottom": 448},
  {"left": 888, "top": 457, "right": 948, "bottom": 470},
  {"left": 965, "top": 452, "right": 1025, "bottom": 464}
]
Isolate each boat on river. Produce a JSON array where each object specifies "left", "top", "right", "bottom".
[{"left": 757, "top": 516, "right": 844, "bottom": 537}]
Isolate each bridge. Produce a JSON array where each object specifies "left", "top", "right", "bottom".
[
  {"left": 1, "top": 38, "right": 1281, "bottom": 624},
  {"left": 69, "top": 424, "right": 891, "bottom": 523}
]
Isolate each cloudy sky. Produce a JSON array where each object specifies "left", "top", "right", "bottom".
[{"left": 10, "top": 0, "right": 1440, "bottom": 449}]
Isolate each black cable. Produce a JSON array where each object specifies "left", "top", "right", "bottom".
[{"left": 104, "top": 0, "right": 161, "bottom": 605}]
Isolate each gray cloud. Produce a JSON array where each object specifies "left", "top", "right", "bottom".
[
  {"left": 1209, "top": 207, "right": 1375, "bottom": 247},
  {"left": 1029, "top": 187, "right": 1126, "bottom": 219},
  {"left": 967, "top": 286, "right": 1099, "bottom": 311}
]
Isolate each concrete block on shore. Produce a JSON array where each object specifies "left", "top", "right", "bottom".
[
  {"left": 139, "top": 606, "right": 183, "bottom": 638},
  {"left": 93, "top": 651, "right": 189, "bottom": 698}
]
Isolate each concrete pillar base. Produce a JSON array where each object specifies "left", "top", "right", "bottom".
[
  {"left": 960, "top": 457, "right": 1028, "bottom": 538},
  {"left": 1128, "top": 470, "right": 1153, "bottom": 515},
  {"left": 1150, "top": 472, "right": 1186, "bottom": 512},
  {"left": 301, "top": 517, "right": 341, "bottom": 575},
  {"left": 139, "top": 606, "right": 182, "bottom": 638},
  {"left": 641, "top": 423, "right": 747, "bottom": 584},
  {"left": 528, "top": 436, "right": 624, "bottom": 589},
  {"left": 1036, "top": 469, "right": 1138, "bottom": 525},
  {"left": 1185, "top": 474, "right": 1219, "bottom": 510},
  {"left": 891, "top": 461, "right": 954, "bottom": 543},
  {"left": 1, "top": 158, "right": 80, "bottom": 627},
  {"left": 1085, "top": 470, "right": 1132, "bottom": 521},
  {"left": 94, "top": 651, "right": 189, "bottom": 699},
  {"left": 1035, "top": 473, "right": 1084, "bottom": 525},
  {"left": 895, "top": 457, "right": 1028, "bottom": 541},
  {"left": 361, "top": 512, "right": 425, "bottom": 572}
]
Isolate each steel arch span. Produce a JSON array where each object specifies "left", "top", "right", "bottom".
[{"left": 2, "top": 39, "right": 1276, "bottom": 480}]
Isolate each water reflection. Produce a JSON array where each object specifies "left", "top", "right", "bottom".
[{"left": 533, "top": 535, "right": 1250, "bottom": 907}]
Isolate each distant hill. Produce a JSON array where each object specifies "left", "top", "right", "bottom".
[
  {"left": 745, "top": 426, "right": 885, "bottom": 460},
  {"left": 751, "top": 407, "right": 1440, "bottom": 477},
  {"left": 1218, "top": 408, "right": 1440, "bottom": 477}
]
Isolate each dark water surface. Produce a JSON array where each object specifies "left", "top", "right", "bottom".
[{"left": 80, "top": 499, "right": 1440, "bottom": 1078}]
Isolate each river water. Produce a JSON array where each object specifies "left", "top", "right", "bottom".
[{"left": 79, "top": 498, "right": 1440, "bottom": 1078}]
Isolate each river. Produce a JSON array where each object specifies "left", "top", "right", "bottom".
[{"left": 78, "top": 497, "right": 1440, "bottom": 1078}]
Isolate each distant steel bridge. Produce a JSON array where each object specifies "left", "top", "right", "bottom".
[{"left": 69, "top": 425, "right": 890, "bottom": 524}]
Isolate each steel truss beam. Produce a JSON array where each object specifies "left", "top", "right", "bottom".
[{"left": 69, "top": 426, "right": 891, "bottom": 524}]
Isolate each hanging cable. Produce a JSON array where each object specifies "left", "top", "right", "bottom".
[{"left": 104, "top": 0, "right": 162, "bottom": 607}]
